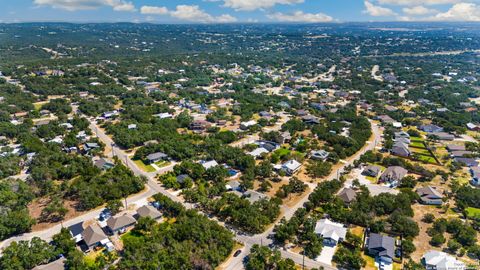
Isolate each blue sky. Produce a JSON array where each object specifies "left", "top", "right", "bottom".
[{"left": 1, "top": 0, "right": 479, "bottom": 23}]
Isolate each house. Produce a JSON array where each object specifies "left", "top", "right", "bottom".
[
  {"left": 379, "top": 166, "right": 408, "bottom": 186},
  {"left": 363, "top": 165, "right": 381, "bottom": 177},
  {"left": 367, "top": 233, "right": 396, "bottom": 263},
  {"left": 106, "top": 214, "right": 136, "bottom": 234},
  {"left": 226, "top": 180, "right": 241, "bottom": 191},
  {"left": 429, "top": 132, "right": 455, "bottom": 141},
  {"left": 301, "top": 115, "right": 321, "bottom": 125},
  {"left": 244, "top": 190, "right": 268, "bottom": 203},
  {"left": 83, "top": 142, "right": 100, "bottom": 152},
  {"left": 81, "top": 224, "right": 108, "bottom": 249},
  {"left": 190, "top": 120, "right": 211, "bottom": 132},
  {"left": 94, "top": 158, "right": 115, "bottom": 170},
  {"left": 450, "top": 150, "right": 473, "bottom": 158},
  {"left": 446, "top": 144, "right": 465, "bottom": 152},
  {"left": 338, "top": 188, "right": 357, "bottom": 204},
  {"left": 314, "top": 219, "right": 347, "bottom": 246},
  {"left": 248, "top": 147, "right": 269, "bottom": 158},
  {"left": 470, "top": 167, "right": 480, "bottom": 186},
  {"left": 422, "top": 250, "right": 465, "bottom": 270},
  {"left": 68, "top": 221, "right": 85, "bottom": 243},
  {"left": 377, "top": 115, "right": 395, "bottom": 124},
  {"left": 176, "top": 174, "right": 191, "bottom": 185},
  {"left": 416, "top": 186, "right": 443, "bottom": 205},
  {"left": 153, "top": 112, "right": 173, "bottom": 119},
  {"left": 454, "top": 157, "right": 479, "bottom": 167},
  {"left": 394, "top": 131, "right": 410, "bottom": 139},
  {"left": 146, "top": 152, "right": 168, "bottom": 164},
  {"left": 102, "top": 111, "right": 117, "bottom": 119},
  {"left": 136, "top": 205, "right": 162, "bottom": 220},
  {"left": 127, "top": 124, "right": 137, "bottom": 130},
  {"left": 240, "top": 120, "right": 257, "bottom": 130},
  {"left": 310, "top": 150, "right": 329, "bottom": 160},
  {"left": 257, "top": 141, "right": 279, "bottom": 152},
  {"left": 282, "top": 160, "right": 302, "bottom": 175},
  {"left": 419, "top": 124, "right": 443, "bottom": 133},
  {"left": 392, "top": 142, "right": 411, "bottom": 157},
  {"left": 201, "top": 160, "right": 219, "bottom": 170},
  {"left": 32, "top": 258, "right": 66, "bottom": 270},
  {"left": 280, "top": 131, "right": 292, "bottom": 143},
  {"left": 466, "top": 122, "right": 480, "bottom": 131}
]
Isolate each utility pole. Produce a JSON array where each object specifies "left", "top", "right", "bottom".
[
  {"left": 124, "top": 197, "right": 128, "bottom": 209},
  {"left": 302, "top": 252, "right": 305, "bottom": 270}
]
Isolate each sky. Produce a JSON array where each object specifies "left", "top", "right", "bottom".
[{"left": 1, "top": 0, "right": 480, "bottom": 23}]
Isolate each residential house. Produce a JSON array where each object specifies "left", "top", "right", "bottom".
[
  {"left": 363, "top": 165, "right": 381, "bottom": 177},
  {"left": 94, "top": 158, "right": 114, "bottom": 170},
  {"left": 83, "top": 142, "right": 100, "bottom": 152},
  {"left": 146, "top": 152, "right": 168, "bottom": 164},
  {"left": 68, "top": 222, "right": 85, "bottom": 243},
  {"left": 367, "top": 233, "right": 396, "bottom": 264},
  {"left": 201, "top": 160, "right": 219, "bottom": 170},
  {"left": 244, "top": 190, "right": 268, "bottom": 203},
  {"left": 466, "top": 122, "right": 480, "bottom": 131},
  {"left": 282, "top": 160, "right": 302, "bottom": 175},
  {"left": 176, "top": 174, "right": 191, "bottom": 185},
  {"left": 81, "top": 224, "right": 108, "bottom": 250},
  {"left": 314, "top": 219, "right": 347, "bottom": 246},
  {"left": 256, "top": 140, "right": 279, "bottom": 152},
  {"left": 379, "top": 166, "right": 408, "bottom": 186},
  {"left": 446, "top": 144, "right": 465, "bottom": 152},
  {"left": 32, "top": 258, "right": 66, "bottom": 270},
  {"left": 454, "top": 157, "right": 479, "bottom": 167},
  {"left": 310, "top": 150, "right": 330, "bottom": 161},
  {"left": 429, "top": 132, "right": 455, "bottom": 141},
  {"left": 226, "top": 180, "right": 241, "bottom": 191},
  {"left": 248, "top": 147, "right": 269, "bottom": 158},
  {"left": 377, "top": 115, "right": 395, "bottom": 125},
  {"left": 136, "top": 205, "right": 162, "bottom": 220},
  {"left": 419, "top": 124, "right": 443, "bottom": 133},
  {"left": 392, "top": 142, "right": 411, "bottom": 157},
  {"left": 240, "top": 120, "right": 257, "bottom": 130},
  {"left": 190, "top": 120, "right": 211, "bottom": 132},
  {"left": 416, "top": 186, "right": 443, "bottom": 205},
  {"left": 450, "top": 150, "right": 473, "bottom": 158},
  {"left": 338, "top": 188, "right": 357, "bottom": 205},
  {"left": 422, "top": 250, "right": 465, "bottom": 270},
  {"left": 106, "top": 214, "right": 136, "bottom": 234},
  {"left": 302, "top": 115, "right": 321, "bottom": 125}
]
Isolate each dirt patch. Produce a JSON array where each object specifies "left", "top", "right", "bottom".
[{"left": 28, "top": 198, "right": 87, "bottom": 232}]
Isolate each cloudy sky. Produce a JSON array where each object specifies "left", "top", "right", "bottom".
[{"left": 1, "top": 0, "right": 480, "bottom": 23}]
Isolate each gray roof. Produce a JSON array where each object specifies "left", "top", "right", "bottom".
[
  {"left": 417, "top": 186, "right": 443, "bottom": 200},
  {"left": 446, "top": 144, "right": 465, "bottom": 152},
  {"left": 338, "top": 188, "right": 357, "bottom": 204},
  {"left": 32, "top": 258, "right": 66, "bottom": 270},
  {"left": 380, "top": 166, "right": 408, "bottom": 182},
  {"left": 146, "top": 152, "right": 167, "bottom": 161},
  {"left": 368, "top": 233, "right": 395, "bottom": 259},
  {"left": 81, "top": 224, "right": 107, "bottom": 246},
  {"left": 363, "top": 165, "right": 381, "bottom": 176},
  {"left": 136, "top": 205, "right": 162, "bottom": 219},
  {"left": 107, "top": 214, "right": 136, "bottom": 231}
]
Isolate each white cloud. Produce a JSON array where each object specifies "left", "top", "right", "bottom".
[
  {"left": 222, "top": 0, "right": 304, "bottom": 11},
  {"left": 268, "top": 11, "right": 333, "bottom": 22},
  {"left": 363, "top": 1, "right": 397, "bottom": 16},
  {"left": 34, "top": 0, "right": 135, "bottom": 11},
  {"left": 431, "top": 2, "right": 480, "bottom": 21},
  {"left": 140, "top": 5, "right": 237, "bottom": 23},
  {"left": 378, "top": 0, "right": 461, "bottom": 5},
  {"left": 403, "top": 5, "right": 437, "bottom": 15},
  {"left": 140, "top": 6, "right": 169, "bottom": 15}
]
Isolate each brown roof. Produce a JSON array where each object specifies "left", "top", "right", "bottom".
[
  {"left": 81, "top": 224, "right": 107, "bottom": 246},
  {"left": 136, "top": 205, "right": 162, "bottom": 219},
  {"left": 338, "top": 188, "right": 357, "bottom": 204},
  {"left": 107, "top": 214, "right": 136, "bottom": 231},
  {"left": 32, "top": 258, "right": 66, "bottom": 270}
]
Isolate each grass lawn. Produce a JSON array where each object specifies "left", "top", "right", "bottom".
[
  {"left": 350, "top": 226, "right": 364, "bottom": 238},
  {"left": 393, "top": 263, "right": 402, "bottom": 270},
  {"left": 466, "top": 207, "right": 480, "bottom": 219},
  {"left": 133, "top": 159, "right": 156, "bottom": 172},
  {"left": 366, "top": 176, "right": 378, "bottom": 183},
  {"left": 410, "top": 148, "right": 430, "bottom": 155},
  {"left": 84, "top": 248, "right": 104, "bottom": 267},
  {"left": 416, "top": 155, "right": 437, "bottom": 164},
  {"left": 410, "top": 141, "right": 426, "bottom": 148},
  {"left": 33, "top": 101, "right": 47, "bottom": 110},
  {"left": 410, "top": 136, "right": 424, "bottom": 142},
  {"left": 362, "top": 254, "right": 377, "bottom": 270},
  {"left": 154, "top": 160, "right": 171, "bottom": 168}
]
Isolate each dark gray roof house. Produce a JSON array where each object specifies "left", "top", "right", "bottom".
[
  {"left": 419, "top": 124, "right": 443, "bottom": 134},
  {"left": 380, "top": 166, "right": 408, "bottom": 184},
  {"left": 146, "top": 152, "right": 168, "bottom": 164},
  {"left": 446, "top": 144, "right": 465, "bottom": 152},
  {"left": 367, "top": 233, "right": 396, "bottom": 262},
  {"left": 454, "top": 157, "right": 479, "bottom": 167},
  {"left": 392, "top": 142, "right": 410, "bottom": 157},
  {"left": 363, "top": 165, "right": 381, "bottom": 177},
  {"left": 429, "top": 132, "right": 455, "bottom": 141},
  {"left": 338, "top": 188, "right": 357, "bottom": 204},
  {"left": 176, "top": 174, "right": 191, "bottom": 184},
  {"left": 416, "top": 186, "right": 443, "bottom": 205}
]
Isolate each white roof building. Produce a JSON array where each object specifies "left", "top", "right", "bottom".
[
  {"left": 314, "top": 219, "right": 347, "bottom": 245},
  {"left": 248, "top": 147, "right": 269, "bottom": 158},
  {"left": 201, "top": 160, "right": 219, "bottom": 170},
  {"left": 281, "top": 160, "right": 302, "bottom": 175},
  {"left": 423, "top": 250, "right": 465, "bottom": 270}
]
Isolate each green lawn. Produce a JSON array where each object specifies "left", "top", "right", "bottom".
[
  {"left": 154, "top": 160, "right": 171, "bottom": 168},
  {"left": 410, "top": 141, "right": 426, "bottom": 148},
  {"left": 133, "top": 159, "right": 156, "bottom": 172},
  {"left": 366, "top": 176, "right": 378, "bottom": 183},
  {"left": 466, "top": 207, "right": 480, "bottom": 219},
  {"left": 416, "top": 154, "right": 437, "bottom": 164}
]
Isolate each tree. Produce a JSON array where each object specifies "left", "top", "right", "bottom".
[
  {"left": 106, "top": 199, "right": 123, "bottom": 215},
  {"left": 332, "top": 245, "right": 366, "bottom": 270},
  {"left": 0, "top": 237, "right": 58, "bottom": 270},
  {"left": 447, "top": 239, "right": 461, "bottom": 254},
  {"left": 422, "top": 213, "right": 435, "bottom": 223},
  {"left": 401, "top": 239, "right": 416, "bottom": 257},
  {"left": 41, "top": 196, "right": 68, "bottom": 222},
  {"left": 430, "top": 234, "right": 446, "bottom": 247},
  {"left": 246, "top": 245, "right": 295, "bottom": 270}
]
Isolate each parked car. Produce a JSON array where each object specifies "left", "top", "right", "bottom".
[{"left": 233, "top": 250, "right": 242, "bottom": 257}]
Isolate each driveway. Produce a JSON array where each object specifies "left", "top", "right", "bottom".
[
  {"left": 315, "top": 245, "right": 336, "bottom": 265},
  {"left": 346, "top": 168, "right": 399, "bottom": 196}
]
